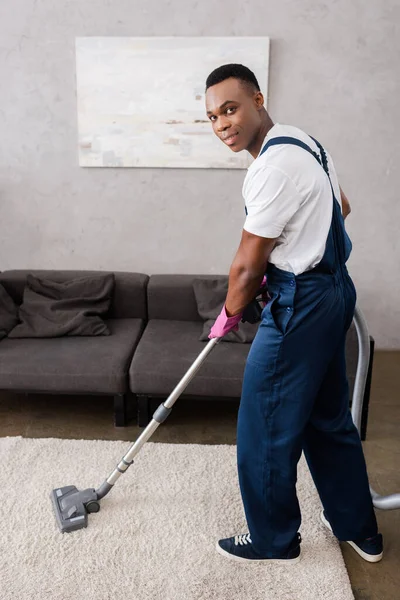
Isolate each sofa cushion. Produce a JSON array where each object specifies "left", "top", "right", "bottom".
[
  {"left": 129, "top": 320, "right": 250, "bottom": 398},
  {"left": 0, "top": 319, "right": 144, "bottom": 394},
  {"left": 192, "top": 277, "right": 259, "bottom": 343},
  {"left": 8, "top": 273, "right": 115, "bottom": 338},
  {"left": 0, "top": 284, "right": 19, "bottom": 340}
]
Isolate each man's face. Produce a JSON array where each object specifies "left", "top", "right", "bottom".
[{"left": 205, "top": 77, "right": 262, "bottom": 153}]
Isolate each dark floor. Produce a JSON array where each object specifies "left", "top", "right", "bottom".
[{"left": 1, "top": 351, "right": 399, "bottom": 600}]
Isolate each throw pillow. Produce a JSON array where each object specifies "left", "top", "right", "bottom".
[
  {"left": 192, "top": 277, "right": 259, "bottom": 343},
  {"left": 8, "top": 273, "right": 115, "bottom": 338},
  {"left": 0, "top": 283, "right": 19, "bottom": 340}
]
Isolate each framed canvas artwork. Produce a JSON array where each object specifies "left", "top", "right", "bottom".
[{"left": 76, "top": 37, "right": 270, "bottom": 168}]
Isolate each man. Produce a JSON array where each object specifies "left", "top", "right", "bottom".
[{"left": 205, "top": 63, "right": 382, "bottom": 564}]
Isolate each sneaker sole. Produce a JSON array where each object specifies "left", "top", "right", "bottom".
[
  {"left": 215, "top": 541, "right": 301, "bottom": 565},
  {"left": 320, "top": 511, "right": 383, "bottom": 563}
]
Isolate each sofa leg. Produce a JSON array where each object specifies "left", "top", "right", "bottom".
[
  {"left": 114, "top": 393, "right": 127, "bottom": 427},
  {"left": 137, "top": 395, "right": 151, "bottom": 428}
]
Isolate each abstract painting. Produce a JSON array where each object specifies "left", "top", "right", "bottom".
[{"left": 75, "top": 37, "right": 270, "bottom": 168}]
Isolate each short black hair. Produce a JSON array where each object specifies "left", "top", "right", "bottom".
[{"left": 205, "top": 64, "right": 260, "bottom": 94}]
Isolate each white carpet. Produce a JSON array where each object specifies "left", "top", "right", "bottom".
[{"left": 0, "top": 437, "right": 354, "bottom": 600}]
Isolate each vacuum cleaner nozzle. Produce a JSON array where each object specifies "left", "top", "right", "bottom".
[{"left": 50, "top": 485, "right": 100, "bottom": 533}]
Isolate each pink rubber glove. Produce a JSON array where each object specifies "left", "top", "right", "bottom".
[{"left": 208, "top": 304, "right": 242, "bottom": 339}]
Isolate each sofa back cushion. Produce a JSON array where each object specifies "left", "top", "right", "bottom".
[
  {"left": 8, "top": 273, "right": 114, "bottom": 338},
  {"left": 0, "top": 270, "right": 149, "bottom": 320},
  {"left": 147, "top": 274, "right": 229, "bottom": 321}
]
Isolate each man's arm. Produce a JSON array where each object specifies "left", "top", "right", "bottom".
[
  {"left": 225, "top": 229, "right": 276, "bottom": 316},
  {"left": 340, "top": 186, "right": 351, "bottom": 219}
]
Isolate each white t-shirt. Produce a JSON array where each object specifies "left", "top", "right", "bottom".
[{"left": 243, "top": 123, "right": 342, "bottom": 275}]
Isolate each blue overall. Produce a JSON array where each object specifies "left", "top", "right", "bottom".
[{"left": 237, "top": 136, "right": 378, "bottom": 557}]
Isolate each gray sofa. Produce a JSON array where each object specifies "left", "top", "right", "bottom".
[
  {"left": 0, "top": 270, "right": 373, "bottom": 438},
  {"left": 0, "top": 270, "right": 148, "bottom": 426}
]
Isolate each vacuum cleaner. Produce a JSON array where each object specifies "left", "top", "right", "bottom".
[{"left": 50, "top": 295, "right": 400, "bottom": 533}]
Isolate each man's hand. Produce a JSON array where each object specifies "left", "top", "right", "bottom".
[
  {"left": 225, "top": 229, "right": 276, "bottom": 316},
  {"left": 208, "top": 305, "right": 242, "bottom": 339}
]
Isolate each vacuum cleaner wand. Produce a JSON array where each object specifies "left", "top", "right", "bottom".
[{"left": 50, "top": 335, "right": 222, "bottom": 533}]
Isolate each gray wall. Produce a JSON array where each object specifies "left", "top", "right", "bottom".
[{"left": 1, "top": 1, "right": 399, "bottom": 348}]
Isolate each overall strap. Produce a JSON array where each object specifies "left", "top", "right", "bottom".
[
  {"left": 309, "top": 136, "right": 331, "bottom": 178},
  {"left": 259, "top": 136, "right": 329, "bottom": 178}
]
